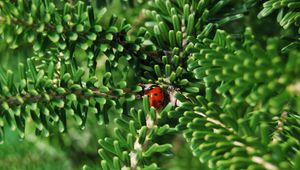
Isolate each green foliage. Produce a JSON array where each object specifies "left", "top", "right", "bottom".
[
  {"left": 0, "top": 58, "right": 122, "bottom": 140},
  {"left": 98, "top": 96, "right": 174, "bottom": 169},
  {"left": 188, "top": 29, "right": 299, "bottom": 113},
  {"left": 258, "top": 0, "right": 300, "bottom": 29},
  {"left": 0, "top": 0, "right": 300, "bottom": 169},
  {"left": 95, "top": 0, "right": 145, "bottom": 8},
  {"left": 258, "top": 0, "right": 300, "bottom": 51},
  {"left": 178, "top": 95, "right": 293, "bottom": 169}
]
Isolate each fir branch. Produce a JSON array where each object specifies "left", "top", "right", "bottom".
[
  {"left": 128, "top": 109, "right": 159, "bottom": 169},
  {"left": 272, "top": 110, "right": 288, "bottom": 143},
  {"left": 178, "top": 95, "right": 290, "bottom": 170},
  {"left": 1, "top": 87, "right": 117, "bottom": 106},
  {"left": 1, "top": 0, "right": 300, "bottom": 169},
  {"left": 0, "top": 58, "right": 141, "bottom": 139},
  {"left": 98, "top": 97, "right": 174, "bottom": 169},
  {"left": 0, "top": 0, "right": 141, "bottom": 74},
  {"left": 194, "top": 111, "right": 234, "bottom": 133}
]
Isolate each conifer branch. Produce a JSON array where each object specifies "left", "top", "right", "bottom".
[{"left": 0, "top": 0, "right": 300, "bottom": 169}]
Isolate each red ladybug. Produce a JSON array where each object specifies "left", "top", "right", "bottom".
[{"left": 146, "top": 86, "right": 164, "bottom": 109}]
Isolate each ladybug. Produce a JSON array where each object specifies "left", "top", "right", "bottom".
[{"left": 145, "top": 86, "right": 165, "bottom": 109}]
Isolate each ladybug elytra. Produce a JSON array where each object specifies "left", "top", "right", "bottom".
[{"left": 146, "top": 86, "right": 164, "bottom": 109}]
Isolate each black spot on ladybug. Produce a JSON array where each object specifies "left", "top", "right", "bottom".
[{"left": 154, "top": 93, "right": 158, "bottom": 96}]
